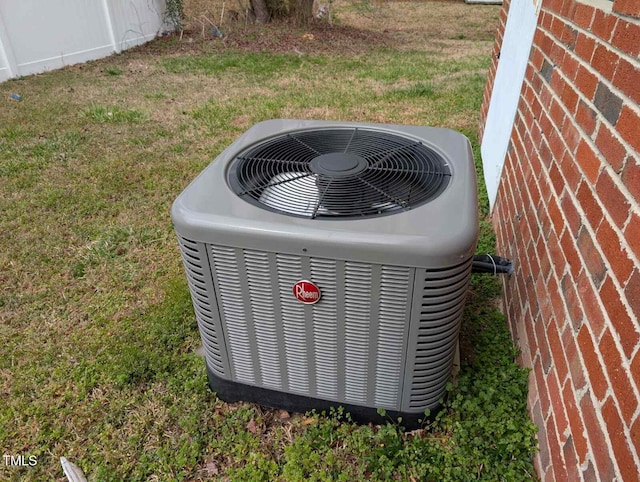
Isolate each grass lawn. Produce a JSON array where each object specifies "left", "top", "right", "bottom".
[{"left": 0, "top": 1, "right": 537, "bottom": 480}]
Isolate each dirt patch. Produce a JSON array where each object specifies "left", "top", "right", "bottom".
[
  {"left": 166, "top": 0, "right": 501, "bottom": 56},
  {"left": 145, "top": 20, "right": 393, "bottom": 56}
]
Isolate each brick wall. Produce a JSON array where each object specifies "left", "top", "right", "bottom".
[{"left": 480, "top": 0, "right": 640, "bottom": 480}]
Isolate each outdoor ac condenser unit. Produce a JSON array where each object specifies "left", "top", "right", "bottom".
[{"left": 172, "top": 119, "right": 478, "bottom": 426}]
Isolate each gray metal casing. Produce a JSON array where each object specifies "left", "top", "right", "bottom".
[{"left": 172, "top": 119, "right": 478, "bottom": 414}]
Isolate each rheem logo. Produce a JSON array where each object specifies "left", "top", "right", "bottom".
[{"left": 292, "top": 280, "right": 321, "bottom": 304}]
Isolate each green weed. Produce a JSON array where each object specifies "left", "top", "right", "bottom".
[
  {"left": 83, "top": 105, "right": 145, "bottom": 124},
  {"left": 105, "top": 67, "right": 123, "bottom": 76}
]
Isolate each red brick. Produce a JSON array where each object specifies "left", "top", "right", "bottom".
[
  {"left": 527, "top": 240, "right": 541, "bottom": 278},
  {"left": 561, "top": 51, "right": 579, "bottom": 81},
  {"left": 545, "top": 414, "right": 569, "bottom": 482},
  {"left": 549, "top": 95, "right": 565, "bottom": 127},
  {"left": 596, "top": 171, "right": 630, "bottom": 229},
  {"left": 549, "top": 14, "right": 564, "bottom": 39},
  {"left": 539, "top": 139, "right": 554, "bottom": 172},
  {"left": 560, "top": 24, "right": 578, "bottom": 50},
  {"left": 600, "top": 275, "right": 639, "bottom": 359},
  {"left": 560, "top": 229, "right": 581, "bottom": 279},
  {"left": 596, "top": 220, "right": 634, "bottom": 284},
  {"left": 548, "top": 231, "right": 567, "bottom": 278},
  {"left": 562, "top": 436, "right": 581, "bottom": 482},
  {"left": 548, "top": 195, "right": 565, "bottom": 236},
  {"left": 527, "top": 275, "right": 540, "bottom": 316},
  {"left": 540, "top": 10, "right": 552, "bottom": 30},
  {"left": 578, "top": 227, "right": 607, "bottom": 287},
  {"left": 546, "top": 0, "right": 563, "bottom": 13},
  {"left": 549, "top": 163, "right": 564, "bottom": 198},
  {"left": 526, "top": 295, "right": 540, "bottom": 355},
  {"left": 575, "top": 35, "right": 596, "bottom": 64},
  {"left": 560, "top": 117, "right": 581, "bottom": 153},
  {"left": 582, "top": 460, "right": 597, "bottom": 480},
  {"left": 610, "top": 20, "right": 640, "bottom": 57},
  {"left": 532, "top": 400, "right": 551, "bottom": 472},
  {"left": 580, "top": 394, "right": 617, "bottom": 480},
  {"left": 601, "top": 397, "right": 638, "bottom": 481},
  {"left": 539, "top": 172, "right": 552, "bottom": 204},
  {"left": 560, "top": 0, "right": 578, "bottom": 21},
  {"left": 559, "top": 151, "right": 581, "bottom": 193},
  {"left": 548, "top": 368, "right": 570, "bottom": 443},
  {"left": 621, "top": 158, "right": 640, "bottom": 206},
  {"left": 625, "top": 269, "right": 640, "bottom": 324},
  {"left": 539, "top": 110, "right": 553, "bottom": 140},
  {"left": 631, "top": 417, "right": 640, "bottom": 461},
  {"left": 599, "top": 329, "right": 639, "bottom": 425},
  {"left": 548, "top": 320, "right": 570, "bottom": 383},
  {"left": 547, "top": 129, "right": 565, "bottom": 162},
  {"left": 576, "top": 182, "right": 604, "bottom": 231},
  {"left": 575, "top": 100, "right": 597, "bottom": 137},
  {"left": 534, "top": 357, "right": 552, "bottom": 416},
  {"left": 594, "top": 124, "right": 627, "bottom": 173},
  {"left": 550, "top": 61, "right": 566, "bottom": 90},
  {"left": 614, "top": 57, "right": 640, "bottom": 106},
  {"left": 613, "top": 0, "right": 640, "bottom": 17},
  {"left": 572, "top": 3, "right": 594, "bottom": 29},
  {"left": 531, "top": 48, "right": 545, "bottom": 71},
  {"left": 624, "top": 213, "right": 640, "bottom": 261},
  {"left": 562, "top": 328, "right": 587, "bottom": 390},
  {"left": 536, "top": 315, "right": 553, "bottom": 373},
  {"left": 591, "top": 10, "right": 618, "bottom": 42},
  {"left": 617, "top": 106, "right": 640, "bottom": 153},
  {"left": 562, "top": 274, "right": 585, "bottom": 330},
  {"left": 538, "top": 234, "right": 553, "bottom": 278},
  {"left": 548, "top": 274, "right": 566, "bottom": 324},
  {"left": 576, "top": 269, "right": 606, "bottom": 338},
  {"left": 562, "top": 380, "right": 589, "bottom": 462},
  {"left": 574, "top": 65, "right": 598, "bottom": 100},
  {"left": 577, "top": 325, "right": 608, "bottom": 400},
  {"left": 560, "top": 191, "right": 581, "bottom": 236},
  {"left": 576, "top": 140, "right": 602, "bottom": 184}
]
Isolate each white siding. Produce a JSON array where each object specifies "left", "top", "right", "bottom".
[
  {"left": 480, "top": 0, "right": 541, "bottom": 211},
  {"left": 0, "top": 0, "right": 167, "bottom": 81}
]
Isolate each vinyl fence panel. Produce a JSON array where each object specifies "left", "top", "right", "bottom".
[{"left": 0, "top": 0, "right": 167, "bottom": 82}]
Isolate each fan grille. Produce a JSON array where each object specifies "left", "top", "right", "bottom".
[{"left": 228, "top": 127, "right": 452, "bottom": 219}]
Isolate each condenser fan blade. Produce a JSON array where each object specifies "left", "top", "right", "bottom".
[{"left": 228, "top": 127, "right": 451, "bottom": 219}]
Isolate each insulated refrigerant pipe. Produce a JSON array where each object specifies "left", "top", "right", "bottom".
[{"left": 471, "top": 254, "right": 514, "bottom": 275}]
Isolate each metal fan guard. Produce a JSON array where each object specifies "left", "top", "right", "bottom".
[{"left": 227, "top": 127, "right": 452, "bottom": 219}]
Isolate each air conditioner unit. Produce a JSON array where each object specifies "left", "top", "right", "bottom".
[{"left": 172, "top": 119, "right": 478, "bottom": 426}]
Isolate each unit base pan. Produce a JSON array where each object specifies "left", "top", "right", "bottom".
[{"left": 206, "top": 368, "right": 438, "bottom": 430}]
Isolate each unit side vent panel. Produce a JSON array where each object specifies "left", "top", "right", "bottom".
[
  {"left": 408, "top": 258, "right": 472, "bottom": 409},
  {"left": 344, "top": 262, "right": 373, "bottom": 404},
  {"left": 245, "top": 250, "right": 282, "bottom": 390},
  {"left": 310, "top": 258, "right": 338, "bottom": 400},
  {"left": 276, "top": 254, "right": 310, "bottom": 395},
  {"left": 177, "top": 237, "right": 225, "bottom": 376},
  {"left": 205, "top": 246, "right": 414, "bottom": 409},
  {"left": 210, "top": 246, "right": 255, "bottom": 384},
  {"left": 375, "top": 267, "right": 411, "bottom": 407}
]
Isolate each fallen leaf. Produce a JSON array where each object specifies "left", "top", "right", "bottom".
[
  {"left": 302, "top": 417, "right": 315, "bottom": 425},
  {"left": 246, "top": 419, "right": 259, "bottom": 434},
  {"left": 204, "top": 462, "right": 219, "bottom": 475},
  {"left": 279, "top": 410, "right": 290, "bottom": 419}
]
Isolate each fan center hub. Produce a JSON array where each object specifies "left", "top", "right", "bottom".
[{"left": 310, "top": 153, "right": 368, "bottom": 178}]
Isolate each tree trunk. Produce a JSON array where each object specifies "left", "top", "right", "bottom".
[
  {"left": 251, "top": 0, "right": 270, "bottom": 23},
  {"left": 291, "top": 0, "right": 314, "bottom": 22}
]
